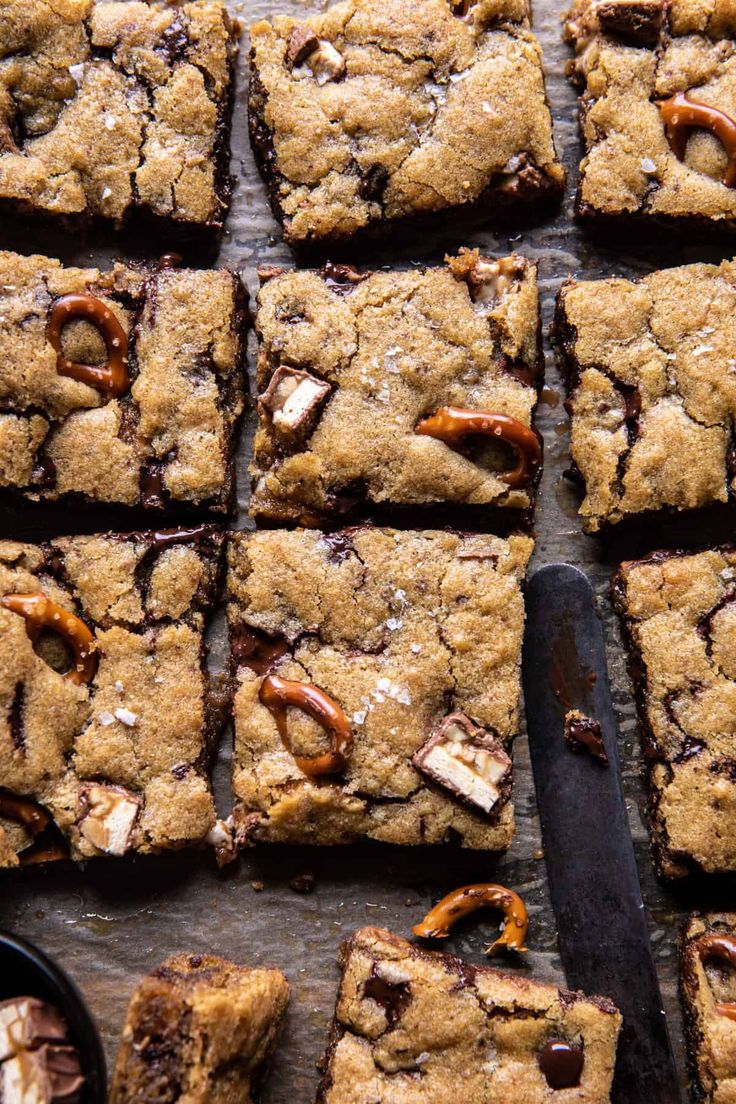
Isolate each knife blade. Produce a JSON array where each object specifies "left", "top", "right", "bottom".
[{"left": 522, "top": 563, "right": 680, "bottom": 1104}]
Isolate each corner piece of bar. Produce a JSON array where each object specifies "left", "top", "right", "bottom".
[{"left": 109, "top": 954, "right": 289, "bottom": 1103}]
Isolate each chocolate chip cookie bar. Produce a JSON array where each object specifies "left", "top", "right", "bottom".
[
  {"left": 565, "top": 0, "right": 736, "bottom": 226},
  {"left": 110, "top": 953, "right": 289, "bottom": 1104},
  {"left": 250, "top": 253, "right": 543, "bottom": 525},
  {"left": 613, "top": 546, "right": 736, "bottom": 878},
  {"left": 226, "top": 527, "right": 532, "bottom": 849},
  {"left": 248, "top": 0, "right": 563, "bottom": 248},
  {"left": 317, "top": 927, "right": 621, "bottom": 1102},
  {"left": 0, "top": 251, "right": 247, "bottom": 514},
  {"left": 0, "top": 525, "right": 224, "bottom": 866},
  {"left": 681, "top": 913, "right": 736, "bottom": 1103},
  {"left": 555, "top": 260, "right": 736, "bottom": 532},
  {"left": 0, "top": 0, "right": 237, "bottom": 237}
]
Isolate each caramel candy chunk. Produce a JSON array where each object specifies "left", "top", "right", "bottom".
[
  {"left": 250, "top": 256, "right": 543, "bottom": 525},
  {"left": 563, "top": 709, "right": 608, "bottom": 765},
  {"left": 555, "top": 261, "right": 736, "bottom": 533},
  {"left": 0, "top": 1, "right": 238, "bottom": 236},
  {"left": 564, "top": 0, "right": 736, "bottom": 225},
  {"left": 248, "top": 0, "right": 563, "bottom": 246},
  {"left": 680, "top": 914, "right": 736, "bottom": 1100},
  {"left": 0, "top": 250, "right": 247, "bottom": 515},
  {"left": 0, "top": 527, "right": 224, "bottom": 867},
  {"left": 227, "top": 527, "right": 532, "bottom": 849},
  {"left": 413, "top": 882, "right": 529, "bottom": 954},
  {"left": 1, "top": 1045, "right": 84, "bottom": 1104},
  {"left": 258, "top": 367, "right": 331, "bottom": 440},
  {"left": 613, "top": 546, "right": 736, "bottom": 878},
  {"left": 412, "top": 713, "right": 512, "bottom": 815},
  {"left": 109, "top": 954, "right": 289, "bottom": 1104},
  {"left": 318, "top": 928, "right": 621, "bottom": 1103},
  {"left": 0, "top": 1000, "right": 69, "bottom": 1062},
  {"left": 77, "top": 783, "right": 141, "bottom": 856}
]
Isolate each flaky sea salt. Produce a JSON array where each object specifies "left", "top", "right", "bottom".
[
  {"left": 114, "top": 708, "right": 137, "bottom": 727},
  {"left": 98, "top": 711, "right": 115, "bottom": 727}
]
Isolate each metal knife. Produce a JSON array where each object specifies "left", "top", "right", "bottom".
[{"left": 522, "top": 563, "right": 681, "bottom": 1104}]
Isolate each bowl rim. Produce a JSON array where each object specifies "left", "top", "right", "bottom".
[{"left": 0, "top": 928, "right": 107, "bottom": 1102}]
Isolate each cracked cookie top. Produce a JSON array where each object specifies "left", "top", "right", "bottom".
[
  {"left": 318, "top": 927, "right": 621, "bottom": 1103},
  {"left": 0, "top": 526, "right": 223, "bottom": 866},
  {"left": 250, "top": 253, "right": 542, "bottom": 523},
  {"left": 613, "top": 546, "right": 736, "bottom": 877},
  {"left": 248, "top": 0, "right": 563, "bottom": 245},
  {"left": 556, "top": 260, "right": 736, "bottom": 532},
  {"left": 0, "top": 0, "right": 237, "bottom": 230},
  {"left": 565, "top": 0, "right": 736, "bottom": 221},
  {"left": 226, "top": 526, "right": 533, "bottom": 850},
  {"left": 0, "top": 250, "right": 246, "bottom": 511}
]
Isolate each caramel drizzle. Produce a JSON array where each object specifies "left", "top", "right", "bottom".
[
  {"left": 414, "top": 407, "right": 542, "bottom": 488},
  {"left": 47, "top": 293, "right": 130, "bottom": 396},
  {"left": 0, "top": 791, "right": 69, "bottom": 865},
  {"left": 259, "top": 673, "right": 353, "bottom": 777},
  {"left": 696, "top": 933, "right": 736, "bottom": 1020},
  {"left": 412, "top": 883, "right": 529, "bottom": 954},
  {"left": 1, "top": 593, "right": 98, "bottom": 685},
  {"left": 659, "top": 93, "right": 736, "bottom": 188}
]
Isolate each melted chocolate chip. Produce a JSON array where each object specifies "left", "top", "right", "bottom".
[
  {"left": 232, "top": 626, "right": 289, "bottom": 675},
  {"left": 363, "top": 967, "right": 411, "bottom": 1027},
  {"left": 140, "top": 461, "right": 166, "bottom": 508},
  {"left": 9, "top": 681, "right": 25, "bottom": 751},
  {"left": 538, "top": 1039, "right": 584, "bottom": 1089},
  {"left": 564, "top": 713, "right": 608, "bottom": 765},
  {"left": 358, "top": 164, "right": 388, "bottom": 201},
  {"left": 322, "top": 532, "right": 355, "bottom": 563},
  {"left": 322, "top": 262, "right": 367, "bottom": 295}
]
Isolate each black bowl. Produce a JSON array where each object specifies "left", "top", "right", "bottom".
[{"left": 0, "top": 930, "right": 106, "bottom": 1103}]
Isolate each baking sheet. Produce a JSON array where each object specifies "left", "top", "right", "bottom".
[{"left": 1, "top": 0, "right": 734, "bottom": 1096}]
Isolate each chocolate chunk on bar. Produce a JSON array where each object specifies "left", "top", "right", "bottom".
[
  {"left": 317, "top": 927, "right": 621, "bottom": 1102},
  {"left": 564, "top": 0, "right": 736, "bottom": 227},
  {"left": 110, "top": 953, "right": 289, "bottom": 1104},
  {"left": 248, "top": 0, "right": 563, "bottom": 248},
  {"left": 250, "top": 254, "right": 543, "bottom": 524},
  {"left": 555, "top": 261, "right": 736, "bottom": 532},
  {"left": 0, "top": 251, "right": 247, "bottom": 514},
  {"left": 613, "top": 546, "right": 736, "bottom": 878},
  {"left": 226, "top": 527, "right": 532, "bottom": 849},
  {"left": 0, "top": 526, "right": 224, "bottom": 866},
  {"left": 681, "top": 913, "right": 736, "bottom": 1103},
  {"left": 0, "top": 1, "right": 238, "bottom": 237}
]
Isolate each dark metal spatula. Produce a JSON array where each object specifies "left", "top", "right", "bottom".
[{"left": 522, "top": 563, "right": 680, "bottom": 1104}]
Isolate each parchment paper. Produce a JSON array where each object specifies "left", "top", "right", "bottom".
[{"left": 2, "top": 0, "right": 733, "bottom": 1095}]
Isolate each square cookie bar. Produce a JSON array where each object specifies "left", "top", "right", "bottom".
[
  {"left": 555, "top": 259, "right": 736, "bottom": 532},
  {"left": 0, "top": 526, "right": 223, "bottom": 867},
  {"left": 226, "top": 527, "right": 532, "bottom": 849},
  {"left": 0, "top": 0, "right": 237, "bottom": 236},
  {"left": 250, "top": 253, "right": 543, "bottom": 525},
  {"left": 248, "top": 0, "right": 563, "bottom": 247},
  {"left": 317, "top": 927, "right": 621, "bottom": 1103},
  {"left": 110, "top": 953, "right": 289, "bottom": 1103},
  {"left": 681, "top": 913, "right": 736, "bottom": 1103},
  {"left": 565, "top": 0, "right": 736, "bottom": 226},
  {"left": 0, "top": 251, "right": 247, "bottom": 514},
  {"left": 613, "top": 546, "right": 736, "bottom": 878}
]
